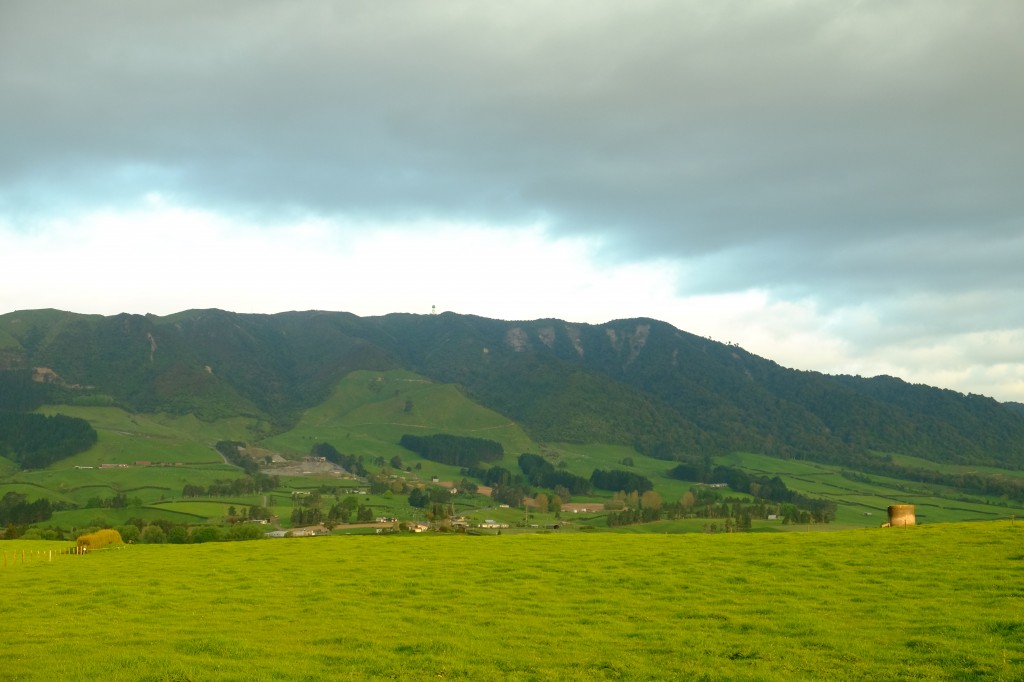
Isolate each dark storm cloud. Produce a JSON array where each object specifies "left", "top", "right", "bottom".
[{"left": 1, "top": 0, "right": 1022, "bottom": 327}]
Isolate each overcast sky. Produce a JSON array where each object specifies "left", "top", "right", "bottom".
[{"left": 2, "top": 1, "right": 1022, "bottom": 401}]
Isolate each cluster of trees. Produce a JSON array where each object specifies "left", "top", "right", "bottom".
[
  {"left": 214, "top": 440, "right": 261, "bottom": 475},
  {"left": 288, "top": 493, "right": 375, "bottom": 525},
  {"left": 84, "top": 493, "right": 141, "bottom": 509},
  {"left": 1, "top": 492, "right": 57, "bottom": 527},
  {"left": 602, "top": 477, "right": 835, "bottom": 529},
  {"left": 669, "top": 488, "right": 777, "bottom": 522},
  {"left": 839, "top": 459, "right": 1024, "bottom": 504},
  {"left": 464, "top": 464, "right": 530, "bottom": 506},
  {"left": 464, "top": 464, "right": 513, "bottom": 487},
  {"left": 326, "top": 496, "right": 374, "bottom": 524},
  {"left": 408, "top": 485, "right": 452, "bottom": 509},
  {"left": 226, "top": 505, "right": 270, "bottom": 522},
  {"left": 668, "top": 464, "right": 837, "bottom": 522},
  {"left": 368, "top": 473, "right": 409, "bottom": 495},
  {"left": 126, "top": 520, "right": 266, "bottom": 544},
  {"left": 290, "top": 506, "right": 323, "bottom": 526},
  {"left": 605, "top": 491, "right": 668, "bottom": 526},
  {"left": 517, "top": 454, "right": 592, "bottom": 495},
  {"left": 399, "top": 433, "right": 503, "bottom": 467},
  {"left": 310, "top": 442, "right": 368, "bottom": 477},
  {"left": 590, "top": 469, "right": 654, "bottom": 494},
  {"left": 528, "top": 492, "right": 564, "bottom": 513},
  {"left": 0, "top": 412, "right": 97, "bottom": 469},
  {"left": 181, "top": 474, "right": 278, "bottom": 498},
  {"left": 0, "top": 369, "right": 57, "bottom": 412}
]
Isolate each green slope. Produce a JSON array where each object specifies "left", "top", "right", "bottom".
[
  {"left": 714, "top": 451, "right": 1024, "bottom": 526},
  {"left": 34, "top": 405, "right": 266, "bottom": 466},
  {"left": 6, "top": 307, "right": 1024, "bottom": 472},
  {"left": 262, "top": 369, "right": 539, "bottom": 461}
]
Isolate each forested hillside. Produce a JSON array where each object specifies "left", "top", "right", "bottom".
[
  {"left": 0, "top": 412, "right": 97, "bottom": 469},
  {"left": 2, "top": 308, "right": 1023, "bottom": 470}
]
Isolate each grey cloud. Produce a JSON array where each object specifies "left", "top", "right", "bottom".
[{"left": 1, "top": 1, "right": 1022, "bottom": 316}]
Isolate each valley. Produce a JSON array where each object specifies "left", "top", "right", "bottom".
[
  {"left": 3, "top": 308, "right": 1024, "bottom": 540},
  {"left": 3, "top": 368, "right": 1022, "bottom": 539}
]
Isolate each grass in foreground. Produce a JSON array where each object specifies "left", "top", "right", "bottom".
[{"left": 2, "top": 521, "right": 1023, "bottom": 680}]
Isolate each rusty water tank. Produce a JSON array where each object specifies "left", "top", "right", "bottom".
[{"left": 887, "top": 504, "right": 916, "bottom": 526}]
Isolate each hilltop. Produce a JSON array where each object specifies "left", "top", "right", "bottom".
[
  {"left": 2, "top": 308, "right": 1024, "bottom": 534},
  {"left": 3, "top": 308, "right": 1024, "bottom": 466}
]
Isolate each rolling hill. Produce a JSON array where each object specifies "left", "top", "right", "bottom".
[
  {"left": 2, "top": 307, "right": 1024, "bottom": 533},
  {"left": 3, "top": 308, "right": 1023, "bottom": 469}
]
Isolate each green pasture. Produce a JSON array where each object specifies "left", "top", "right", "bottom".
[
  {"left": 263, "top": 369, "right": 539, "bottom": 463},
  {"left": 0, "top": 482, "right": 76, "bottom": 505},
  {"left": 2, "top": 522, "right": 1022, "bottom": 680},
  {"left": 45, "top": 506, "right": 206, "bottom": 529},
  {"left": 604, "top": 517, "right": 764, "bottom": 534},
  {"left": 8, "top": 463, "right": 247, "bottom": 506},
  {"left": 7, "top": 372, "right": 1024, "bottom": 537},
  {"left": 715, "top": 452, "right": 827, "bottom": 476},
  {"left": 717, "top": 451, "right": 1024, "bottom": 526},
  {"left": 147, "top": 501, "right": 239, "bottom": 521},
  {"left": 546, "top": 441, "right": 706, "bottom": 502},
  {"left": 36, "top": 406, "right": 261, "bottom": 466},
  {"left": 874, "top": 451, "right": 1024, "bottom": 480}
]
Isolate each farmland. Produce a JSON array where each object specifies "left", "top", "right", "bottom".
[
  {"left": 2, "top": 369, "right": 1024, "bottom": 539},
  {"left": 2, "top": 521, "right": 1022, "bottom": 680}
]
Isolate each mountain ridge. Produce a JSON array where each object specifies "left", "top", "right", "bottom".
[{"left": 2, "top": 307, "right": 1023, "bottom": 470}]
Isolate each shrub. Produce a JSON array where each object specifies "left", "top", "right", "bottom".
[
  {"left": 76, "top": 528, "right": 124, "bottom": 550},
  {"left": 141, "top": 525, "right": 167, "bottom": 544},
  {"left": 190, "top": 526, "right": 221, "bottom": 544},
  {"left": 167, "top": 526, "right": 189, "bottom": 544},
  {"left": 117, "top": 525, "right": 141, "bottom": 543},
  {"left": 224, "top": 524, "right": 264, "bottom": 541}
]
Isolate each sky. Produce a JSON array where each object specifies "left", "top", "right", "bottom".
[{"left": 2, "top": 1, "right": 1023, "bottom": 401}]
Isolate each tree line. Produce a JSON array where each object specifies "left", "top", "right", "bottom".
[
  {"left": 1, "top": 492, "right": 58, "bottom": 527},
  {"left": 0, "top": 369, "right": 58, "bottom": 412},
  {"left": 399, "top": 433, "right": 504, "bottom": 467},
  {"left": 310, "top": 442, "right": 369, "bottom": 477},
  {"left": 181, "top": 474, "right": 278, "bottom": 498},
  {"left": 0, "top": 411, "right": 97, "bottom": 469},
  {"left": 289, "top": 493, "right": 375, "bottom": 526},
  {"left": 590, "top": 468, "right": 654, "bottom": 494},
  {"left": 517, "top": 454, "right": 592, "bottom": 495},
  {"left": 668, "top": 463, "right": 836, "bottom": 522}
]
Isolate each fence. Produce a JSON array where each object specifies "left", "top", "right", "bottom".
[{"left": 2, "top": 544, "right": 90, "bottom": 568}]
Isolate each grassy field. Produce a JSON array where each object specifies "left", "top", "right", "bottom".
[
  {"left": 35, "top": 406, "right": 264, "bottom": 466},
  {"left": 9, "top": 463, "right": 247, "bottom": 506},
  {"left": 6, "top": 371, "right": 1024, "bottom": 535},
  {"left": 1, "top": 522, "right": 1022, "bottom": 680},
  {"left": 715, "top": 452, "right": 1024, "bottom": 527},
  {"left": 263, "top": 369, "right": 540, "bottom": 464}
]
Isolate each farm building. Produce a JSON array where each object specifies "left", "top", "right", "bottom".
[
  {"left": 561, "top": 503, "right": 605, "bottom": 513},
  {"left": 479, "top": 520, "right": 510, "bottom": 529}
]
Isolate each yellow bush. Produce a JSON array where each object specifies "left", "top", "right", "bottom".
[{"left": 76, "top": 528, "right": 124, "bottom": 550}]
